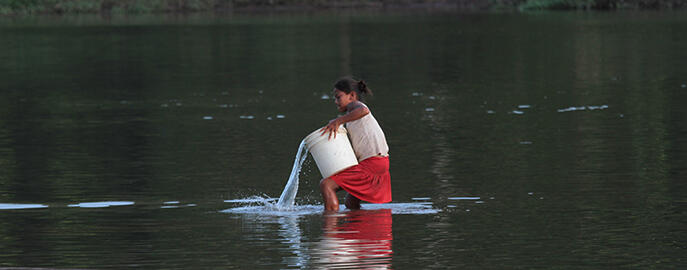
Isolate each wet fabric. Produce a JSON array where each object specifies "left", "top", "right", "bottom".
[{"left": 330, "top": 156, "right": 391, "bottom": 204}]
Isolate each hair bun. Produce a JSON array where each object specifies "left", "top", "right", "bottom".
[{"left": 358, "top": 80, "right": 367, "bottom": 93}]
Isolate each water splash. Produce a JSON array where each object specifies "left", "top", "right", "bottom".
[
  {"left": 276, "top": 140, "right": 309, "bottom": 208},
  {"left": 224, "top": 196, "right": 276, "bottom": 204},
  {"left": 222, "top": 201, "right": 439, "bottom": 216}
]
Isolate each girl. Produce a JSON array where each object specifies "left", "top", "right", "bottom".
[{"left": 319, "top": 77, "right": 391, "bottom": 211}]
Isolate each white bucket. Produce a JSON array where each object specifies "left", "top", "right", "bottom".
[{"left": 304, "top": 126, "right": 359, "bottom": 179}]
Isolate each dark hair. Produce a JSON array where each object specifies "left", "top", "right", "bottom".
[{"left": 334, "top": 77, "right": 373, "bottom": 101}]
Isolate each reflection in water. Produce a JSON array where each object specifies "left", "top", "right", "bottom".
[
  {"left": 229, "top": 205, "right": 396, "bottom": 269},
  {"left": 279, "top": 215, "right": 309, "bottom": 268},
  {"left": 224, "top": 200, "right": 430, "bottom": 268},
  {"left": 312, "top": 209, "right": 393, "bottom": 269}
]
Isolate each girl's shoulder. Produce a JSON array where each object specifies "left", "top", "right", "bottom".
[
  {"left": 347, "top": 100, "right": 368, "bottom": 110},
  {"left": 355, "top": 101, "right": 369, "bottom": 109}
]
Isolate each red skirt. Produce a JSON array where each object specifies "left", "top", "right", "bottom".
[{"left": 330, "top": 156, "right": 391, "bottom": 204}]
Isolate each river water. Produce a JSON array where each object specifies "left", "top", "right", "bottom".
[{"left": 1, "top": 11, "right": 686, "bottom": 269}]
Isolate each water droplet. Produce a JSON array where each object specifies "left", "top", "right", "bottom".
[
  {"left": 321, "top": 94, "right": 330, "bottom": 99},
  {"left": 239, "top": 115, "right": 255, "bottom": 119},
  {"left": 487, "top": 110, "right": 495, "bottom": 114},
  {"left": 276, "top": 115, "right": 285, "bottom": 119},
  {"left": 425, "top": 108, "right": 435, "bottom": 112},
  {"left": 412, "top": 92, "right": 422, "bottom": 96},
  {"left": 512, "top": 110, "right": 524, "bottom": 115},
  {"left": 203, "top": 116, "right": 213, "bottom": 120},
  {"left": 518, "top": 105, "right": 531, "bottom": 109}
]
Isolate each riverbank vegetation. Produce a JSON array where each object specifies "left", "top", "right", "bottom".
[{"left": 0, "top": 0, "right": 685, "bottom": 15}]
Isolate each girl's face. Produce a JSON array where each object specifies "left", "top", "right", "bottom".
[{"left": 333, "top": 89, "right": 356, "bottom": 112}]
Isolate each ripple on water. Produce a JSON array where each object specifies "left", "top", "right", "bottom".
[
  {"left": 557, "top": 105, "right": 608, "bottom": 112},
  {"left": 221, "top": 197, "right": 440, "bottom": 216},
  {"left": 0, "top": 203, "right": 49, "bottom": 210},
  {"left": 67, "top": 201, "right": 135, "bottom": 208},
  {"left": 161, "top": 203, "right": 197, "bottom": 209},
  {"left": 448, "top": 197, "right": 481, "bottom": 200}
]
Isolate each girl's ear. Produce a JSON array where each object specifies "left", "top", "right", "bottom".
[{"left": 350, "top": 91, "right": 358, "bottom": 101}]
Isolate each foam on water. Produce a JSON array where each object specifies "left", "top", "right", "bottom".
[{"left": 276, "top": 140, "right": 308, "bottom": 208}]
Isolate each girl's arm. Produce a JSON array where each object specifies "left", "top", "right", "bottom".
[{"left": 320, "top": 101, "right": 370, "bottom": 139}]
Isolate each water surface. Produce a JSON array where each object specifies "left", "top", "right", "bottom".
[{"left": 1, "top": 11, "right": 686, "bottom": 269}]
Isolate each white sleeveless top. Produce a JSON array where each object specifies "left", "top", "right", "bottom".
[{"left": 345, "top": 104, "right": 389, "bottom": 161}]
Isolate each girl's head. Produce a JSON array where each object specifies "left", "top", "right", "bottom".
[{"left": 333, "top": 77, "right": 372, "bottom": 112}]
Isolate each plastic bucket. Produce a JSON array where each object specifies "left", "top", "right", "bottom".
[{"left": 304, "top": 126, "right": 359, "bottom": 178}]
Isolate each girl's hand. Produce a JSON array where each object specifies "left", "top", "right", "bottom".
[{"left": 320, "top": 118, "right": 340, "bottom": 140}]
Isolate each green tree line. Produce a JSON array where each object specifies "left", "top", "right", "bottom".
[{"left": 0, "top": 0, "right": 686, "bottom": 15}]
